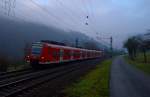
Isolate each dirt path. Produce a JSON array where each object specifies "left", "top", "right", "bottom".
[{"left": 110, "top": 56, "right": 150, "bottom": 97}]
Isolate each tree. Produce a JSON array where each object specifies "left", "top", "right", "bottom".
[
  {"left": 124, "top": 37, "right": 139, "bottom": 60},
  {"left": 138, "top": 38, "right": 149, "bottom": 63}
]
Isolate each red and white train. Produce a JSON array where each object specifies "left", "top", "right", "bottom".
[{"left": 25, "top": 41, "right": 102, "bottom": 68}]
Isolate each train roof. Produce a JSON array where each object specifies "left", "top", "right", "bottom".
[{"left": 32, "top": 42, "right": 102, "bottom": 52}]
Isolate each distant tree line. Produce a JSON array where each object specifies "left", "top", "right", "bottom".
[{"left": 124, "top": 33, "right": 150, "bottom": 63}]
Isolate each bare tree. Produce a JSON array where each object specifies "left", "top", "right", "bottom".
[{"left": 124, "top": 37, "right": 139, "bottom": 60}]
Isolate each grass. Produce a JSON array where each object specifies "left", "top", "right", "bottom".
[
  {"left": 0, "top": 56, "right": 30, "bottom": 72},
  {"left": 125, "top": 52, "right": 150, "bottom": 74},
  {"left": 7, "top": 62, "right": 30, "bottom": 72},
  {"left": 64, "top": 60, "right": 112, "bottom": 97},
  {"left": 133, "top": 52, "right": 150, "bottom": 63}
]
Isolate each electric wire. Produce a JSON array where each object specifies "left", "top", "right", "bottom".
[
  {"left": 54, "top": 0, "right": 83, "bottom": 31},
  {"left": 55, "top": 0, "right": 91, "bottom": 33},
  {"left": 83, "top": 0, "right": 99, "bottom": 33},
  {"left": 82, "top": 0, "right": 110, "bottom": 47},
  {"left": 29, "top": 0, "right": 77, "bottom": 30},
  {"left": 81, "top": 0, "right": 98, "bottom": 33}
]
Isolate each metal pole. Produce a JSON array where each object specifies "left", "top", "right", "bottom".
[{"left": 110, "top": 36, "right": 113, "bottom": 57}]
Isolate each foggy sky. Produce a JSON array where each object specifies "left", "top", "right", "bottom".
[{"left": 0, "top": 0, "right": 150, "bottom": 49}]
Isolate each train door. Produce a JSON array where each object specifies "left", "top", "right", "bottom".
[
  {"left": 50, "top": 47, "right": 60, "bottom": 63},
  {"left": 71, "top": 50, "right": 73, "bottom": 60},
  {"left": 60, "top": 48, "right": 63, "bottom": 62},
  {"left": 63, "top": 49, "right": 71, "bottom": 61}
]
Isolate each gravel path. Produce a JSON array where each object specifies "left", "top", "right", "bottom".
[{"left": 110, "top": 56, "right": 150, "bottom": 97}]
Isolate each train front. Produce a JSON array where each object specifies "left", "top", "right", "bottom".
[{"left": 25, "top": 42, "right": 44, "bottom": 68}]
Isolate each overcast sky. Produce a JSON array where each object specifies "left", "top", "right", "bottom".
[{"left": 0, "top": 0, "right": 150, "bottom": 49}]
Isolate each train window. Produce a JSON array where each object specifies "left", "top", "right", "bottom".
[
  {"left": 48, "top": 48, "right": 51, "bottom": 55},
  {"left": 52, "top": 50, "right": 59, "bottom": 59},
  {"left": 73, "top": 51, "right": 80, "bottom": 57},
  {"left": 70, "top": 51, "right": 73, "bottom": 56},
  {"left": 78, "top": 52, "right": 80, "bottom": 56},
  {"left": 65, "top": 51, "right": 71, "bottom": 57},
  {"left": 82, "top": 52, "right": 85, "bottom": 57},
  {"left": 32, "top": 46, "right": 42, "bottom": 55},
  {"left": 73, "top": 52, "right": 77, "bottom": 57}
]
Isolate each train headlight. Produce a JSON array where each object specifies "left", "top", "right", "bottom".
[{"left": 41, "top": 57, "right": 45, "bottom": 59}]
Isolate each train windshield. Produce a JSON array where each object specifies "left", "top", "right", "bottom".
[{"left": 32, "top": 46, "right": 42, "bottom": 55}]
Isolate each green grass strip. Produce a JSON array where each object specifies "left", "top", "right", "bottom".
[
  {"left": 64, "top": 60, "right": 112, "bottom": 97},
  {"left": 125, "top": 55, "right": 150, "bottom": 75}
]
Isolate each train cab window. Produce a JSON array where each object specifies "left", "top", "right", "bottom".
[{"left": 32, "top": 46, "right": 42, "bottom": 55}]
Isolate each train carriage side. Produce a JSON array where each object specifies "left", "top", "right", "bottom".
[
  {"left": 80, "top": 49, "right": 85, "bottom": 60},
  {"left": 72, "top": 48, "right": 80, "bottom": 60},
  {"left": 46, "top": 45, "right": 61, "bottom": 64},
  {"left": 26, "top": 41, "right": 103, "bottom": 69},
  {"left": 62, "top": 47, "right": 72, "bottom": 62}
]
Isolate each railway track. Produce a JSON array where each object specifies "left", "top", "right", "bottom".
[
  {"left": 0, "top": 69, "right": 33, "bottom": 81},
  {"left": 0, "top": 63, "right": 87, "bottom": 97},
  {"left": 0, "top": 68, "right": 32, "bottom": 76}
]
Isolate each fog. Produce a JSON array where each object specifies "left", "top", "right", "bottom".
[
  {"left": 0, "top": 0, "right": 150, "bottom": 58},
  {"left": 0, "top": 16, "right": 96, "bottom": 59}
]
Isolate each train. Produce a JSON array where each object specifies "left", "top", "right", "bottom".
[{"left": 25, "top": 41, "right": 103, "bottom": 68}]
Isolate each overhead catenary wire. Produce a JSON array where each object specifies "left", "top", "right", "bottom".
[
  {"left": 81, "top": 0, "right": 111, "bottom": 47},
  {"left": 88, "top": 0, "right": 102, "bottom": 34},
  {"left": 1, "top": 0, "right": 99, "bottom": 35},
  {"left": 84, "top": 0, "right": 102, "bottom": 35},
  {"left": 57, "top": 0, "right": 90, "bottom": 23},
  {"left": 29, "top": 0, "right": 79, "bottom": 30},
  {"left": 81, "top": 0, "right": 99, "bottom": 33},
  {"left": 80, "top": 0, "right": 90, "bottom": 18},
  {"left": 89, "top": 0, "right": 98, "bottom": 24},
  {"left": 2, "top": 0, "right": 88, "bottom": 32},
  {"left": 75, "top": 0, "right": 96, "bottom": 33},
  {"left": 72, "top": 0, "right": 87, "bottom": 17},
  {"left": 95, "top": 37, "right": 111, "bottom": 48},
  {"left": 2, "top": 0, "right": 72, "bottom": 29},
  {"left": 83, "top": 1, "right": 106, "bottom": 36},
  {"left": 89, "top": 0, "right": 112, "bottom": 36},
  {"left": 55, "top": 0, "right": 90, "bottom": 32},
  {"left": 54, "top": 0, "right": 92, "bottom": 33},
  {"left": 55, "top": 0, "right": 82, "bottom": 26},
  {"left": 83, "top": 0, "right": 99, "bottom": 33}
]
